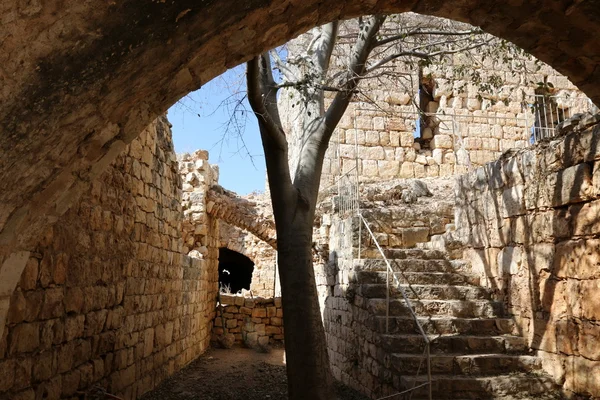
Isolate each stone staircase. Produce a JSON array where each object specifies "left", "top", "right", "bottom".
[{"left": 353, "top": 248, "right": 560, "bottom": 399}]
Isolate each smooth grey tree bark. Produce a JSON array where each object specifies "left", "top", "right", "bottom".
[
  {"left": 245, "top": 14, "right": 511, "bottom": 399},
  {"left": 247, "top": 16, "right": 384, "bottom": 400}
]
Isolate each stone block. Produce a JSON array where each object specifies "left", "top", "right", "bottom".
[
  {"left": 62, "top": 369, "right": 81, "bottom": 396},
  {"left": 564, "top": 355, "right": 600, "bottom": 396},
  {"left": 401, "top": 227, "right": 429, "bottom": 247},
  {"left": 431, "top": 134, "right": 453, "bottom": 149},
  {"left": 525, "top": 243, "right": 555, "bottom": 276},
  {"left": 400, "top": 132, "right": 414, "bottom": 147},
  {"left": 258, "top": 336, "right": 270, "bottom": 347},
  {"left": 64, "top": 288, "right": 84, "bottom": 314},
  {"left": 9, "top": 323, "right": 40, "bottom": 354},
  {"left": 554, "top": 239, "right": 600, "bottom": 280},
  {"left": 13, "top": 357, "right": 32, "bottom": 391},
  {"left": 580, "top": 280, "right": 600, "bottom": 320},
  {"left": 498, "top": 246, "right": 523, "bottom": 276},
  {"left": 578, "top": 320, "right": 600, "bottom": 361},
  {"left": 0, "top": 359, "right": 15, "bottom": 391},
  {"left": 220, "top": 294, "right": 235, "bottom": 305},
  {"left": 265, "top": 326, "right": 282, "bottom": 335},
  {"left": 234, "top": 296, "right": 245, "bottom": 306},
  {"left": 64, "top": 315, "right": 85, "bottom": 341},
  {"left": 143, "top": 328, "right": 154, "bottom": 358},
  {"left": 378, "top": 161, "right": 399, "bottom": 178},
  {"left": 255, "top": 324, "right": 266, "bottom": 335},
  {"left": 399, "top": 163, "right": 414, "bottom": 178},
  {"left": 570, "top": 199, "right": 600, "bottom": 236},
  {"left": 244, "top": 332, "right": 258, "bottom": 348},
  {"left": 19, "top": 258, "right": 39, "bottom": 291},
  {"left": 501, "top": 185, "right": 525, "bottom": 217},
  {"left": 414, "top": 163, "right": 426, "bottom": 178},
  {"left": 226, "top": 319, "right": 237, "bottom": 329},
  {"left": 33, "top": 351, "right": 55, "bottom": 381},
  {"left": 239, "top": 306, "right": 252, "bottom": 315},
  {"left": 547, "top": 163, "right": 594, "bottom": 207}
]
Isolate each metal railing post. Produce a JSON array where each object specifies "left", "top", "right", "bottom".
[
  {"left": 386, "top": 264, "right": 390, "bottom": 333},
  {"left": 357, "top": 213, "right": 431, "bottom": 398}
]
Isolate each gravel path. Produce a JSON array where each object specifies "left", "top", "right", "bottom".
[{"left": 141, "top": 346, "right": 369, "bottom": 400}]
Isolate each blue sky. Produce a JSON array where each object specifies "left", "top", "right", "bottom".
[{"left": 167, "top": 66, "right": 267, "bottom": 195}]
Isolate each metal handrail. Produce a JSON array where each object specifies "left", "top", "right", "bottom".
[{"left": 357, "top": 213, "right": 432, "bottom": 400}]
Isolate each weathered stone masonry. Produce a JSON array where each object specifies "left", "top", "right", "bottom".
[
  {"left": 212, "top": 294, "right": 284, "bottom": 347},
  {"left": 457, "top": 122, "right": 600, "bottom": 398},
  {"left": 2, "top": 4, "right": 600, "bottom": 339},
  {"left": 0, "top": 118, "right": 219, "bottom": 400}
]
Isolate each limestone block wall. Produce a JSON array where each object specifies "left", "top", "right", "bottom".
[
  {"left": 272, "top": 15, "right": 589, "bottom": 189},
  {"left": 212, "top": 294, "right": 284, "bottom": 347},
  {"left": 179, "top": 150, "right": 220, "bottom": 257},
  {"left": 455, "top": 123, "right": 600, "bottom": 397},
  {"left": 357, "top": 178, "right": 455, "bottom": 250},
  {"left": 319, "top": 61, "right": 584, "bottom": 188},
  {"left": 0, "top": 118, "right": 219, "bottom": 400}
]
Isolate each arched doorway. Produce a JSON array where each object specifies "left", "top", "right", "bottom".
[
  {"left": 218, "top": 247, "right": 254, "bottom": 294},
  {"left": 2, "top": 1, "right": 600, "bottom": 300}
]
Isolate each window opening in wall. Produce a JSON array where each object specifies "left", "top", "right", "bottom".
[
  {"left": 415, "top": 69, "right": 437, "bottom": 149},
  {"left": 218, "top": 248, "right": 254, "bottom": 294},
  {"left": 531, "top": 78, "right": 561, "bottom": 142}
]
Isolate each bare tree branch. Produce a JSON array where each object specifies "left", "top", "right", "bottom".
[
  {"left": 246, "top": 55, "right": 286, "bottom": 150},
  {"left": 374, "top": 28, "right": 483, "bottom": 47},
  {"left": 270, "top": 48, "right": 298, "bottom": 83},
  {"left": 365, "top": 37, "right": 494, "bottom": 74},
  {"left": 323, "top": 15, "right": 386, "bottom": 140}
]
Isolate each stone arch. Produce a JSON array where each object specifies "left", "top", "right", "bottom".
[
  {"left": 218, "top": 229, "right": 278, "bottom": 298},
  {"left": 207, "top": 187, "right": 277, "bottom": 249},
  {"left": 1, "top": 0, "right": 600, "bottom": 342}
]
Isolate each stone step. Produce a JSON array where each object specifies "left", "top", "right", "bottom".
[
  {"left": 390, "top": 353, "right": 541, "bottom": 376},
  {"left": 399, "top": 373, "right": 559, "bottom": 399},
  {"left": 366, "top": 298, "right": 504, "bottom": 318},
  {"left": 378, "top": 334, "right": 529, "bottom": 355},
  {"left": 358, "top": 248, "right": 447, "bottom": 260},
  {"left": 369, "top": 316, "right": 516, "bottom": 336},
  {"left": 356, "top": 258, "right": 471, "bottom": 274},
  {"left": 359, "top": 284, "right": 491, "bottom": 301},
  {"left": 357, "top": 270, "right": 480, "bottom": 286}
]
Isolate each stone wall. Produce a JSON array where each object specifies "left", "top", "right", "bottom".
[
  {"left": 279, "top": 15, "right": 588, "bottom": 190},
  {"left": 179, "top": 150, "right": 220, "bottom": 258},
  {"left": 3, "top": 3, "right": 600, "bottom": 354},
  {"left": 218, "top": 222, "right": 277, "bottom": 298},
  {"left": 179, "top": 151, "right": 278, "bottom": 297},
  {"left": 212, "top": 294, "right": 284, "bottom": 347},
  {"left": 318, "top": 63, "right": 585, "bottom": 188},
  {"left": 0, "top": 118, "right": 219, "bottom": 400},
  {"left": 456, "top": 122, "right": 600, "bottom": 398}
]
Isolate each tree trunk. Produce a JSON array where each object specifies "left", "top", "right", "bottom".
[{"left": 276, "top": 209, "right": 336, "bottom": 400}]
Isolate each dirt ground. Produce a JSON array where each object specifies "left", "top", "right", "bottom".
[{"left": 141, "top": 346, "right": 369, "bottom": 400}]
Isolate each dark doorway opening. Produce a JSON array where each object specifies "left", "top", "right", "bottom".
[{"left": 218, "top": 248, "right": 254, "bottom": 293}]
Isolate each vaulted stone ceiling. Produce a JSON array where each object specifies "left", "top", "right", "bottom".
[{"left": 1, "top": 0, "right": 599, "bottom": 301}]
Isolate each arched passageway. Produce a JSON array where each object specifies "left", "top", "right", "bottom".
[
  {"left": 1, "top": 0, "right": 600, "bottom": 360},
  {"left": 218, "top": 247, "right": 255, "bottom": 294}
]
